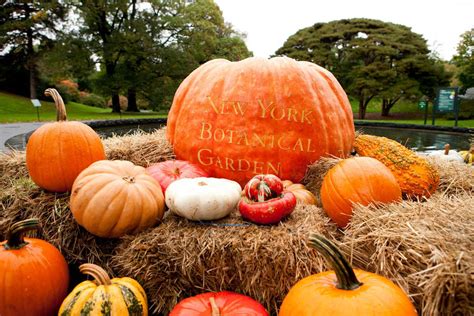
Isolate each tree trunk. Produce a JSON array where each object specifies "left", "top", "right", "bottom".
[
  {"left": 381, "top": 99, "right": 391, "bottom": 117},
  {"left": 126, "top": 88, "right": 139, "bottom": 112},
  {"left": 25, "top": 4, "right": 36, "bottom": 99},
  {"left": 358, "top": 98, "right": 367, "bottom": 119},
  {"left": 105, "top": 62, "right": 121, "bottom": 113},
  {"left": 111, "top": 93, "right": 121, "bottom": 113}
]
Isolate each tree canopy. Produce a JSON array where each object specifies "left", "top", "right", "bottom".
[
  {"left": 0, "top": 0, "right": 251, "bottom": 112},
  {"left": 275, "top": 18, "right": 450, "bottom": 118},
  {"left": 452, "top": 28, "right": 474, "bottom": 91}
]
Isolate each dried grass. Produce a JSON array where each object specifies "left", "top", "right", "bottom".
[
  {"left": 111, "top": 205, "right": 340, "bottom": 315},
  {"left": 342, "top": 193, "right": 474, "bottom": 316},
  {"left": 0, "top": 129, "right": 472, "bottom": 315},
  {"left": 103, "top": 128, "right": 174, "bottom": 167}
]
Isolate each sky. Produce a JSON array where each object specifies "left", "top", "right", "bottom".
[{"left": 214, "top": 0, "right": 473, "bottom": 61}]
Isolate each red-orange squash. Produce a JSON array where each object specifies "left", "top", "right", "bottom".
[
  {"left": 282, "top": 180, "right": 317, "bottom": 205},
  {"left": 26, "top": 88, "right": 105, "bottom": 192},
  {"left": 70, "top": 160, "right": 165, "bottom": 238},
  {"left": 0, "top": 219, "right": 69, "bottom": 316},
  {"left": 279, "top": 234, "right": 417, "bottom": 315},
  {"left": 320, "top": 157, "right": 401, "bottom": 228},
  {"left": 167, "top": 57, "right": 354, "bottom": 186}
]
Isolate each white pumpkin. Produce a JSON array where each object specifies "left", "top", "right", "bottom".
[
  {"left": 165, "top": 177, "right": 242, "bottom": 221},
  {"left": 429, "top": 144, "right": 464, "bottom": 162}
]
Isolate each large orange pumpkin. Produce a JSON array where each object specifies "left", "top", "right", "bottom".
[
  {"left": 70, "top": 160, "right": 165, "bottom": 238},
  {"left": 279, "top": 234, "right": 417, "bottom": 315},
  {"left": 26, "top": 88, "right": 105, "bottom": 192},
  {"left": 167, "top": 57, "right": 354, "bottom": 186},
  {"left": 0, "top": 218, "right": 69, "bottom": 316},
  {"left": 320, "top": 157, "right": 401, "bottom": 228}
]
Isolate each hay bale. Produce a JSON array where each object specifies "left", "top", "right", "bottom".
[
  {"left": 103, "top": 127, "right": 174, "bottom": 166},
  {"left": 427, "top": 157, "right": 474, "bottom": 195},
  {"left": 111, "top": 205, "right": 340, "bottom": 315},
  {"left": 1, "top": 128, "right": 473, "bottom": 315},
  {"left": 341, "top": 193, "right": 474, "bottom": 316},
  {"left": 0, "top": 177, "right": 120, "bottom": 272}
]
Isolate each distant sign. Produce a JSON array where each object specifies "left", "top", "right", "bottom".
[
  {"left": 418, "top": 100, "right": 427, "bottom": 110},
  {"left": 31, "top": 99, "right": 41, "bottom": 107},
  {"left": 435, "top": 87, "right": 457, "bottom": 113}
]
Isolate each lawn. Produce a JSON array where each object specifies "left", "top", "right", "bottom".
[
  {"left": 0, "top": 91, "right": 166, "bottom": 123},
  {"left": 1, "top": 91, "right": 473, "bottom": 127}
]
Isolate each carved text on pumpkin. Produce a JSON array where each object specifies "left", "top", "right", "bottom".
[
  {"left": 197, "top": 148, "right": 281, "bottom": 175},
  {"left": 206, "top": 97, "right": 314, "bottom": 124},
  {"left": 199, "top": 122, "right": 316, "bottom": 153}
]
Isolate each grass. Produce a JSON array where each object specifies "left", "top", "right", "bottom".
[
  {"left": 355, "top": 118, "right": 474, "bottom": 128},
  {"left": 1, "top": 91, "right": 472, "bottom": 127},
  {"left": 0, "top": 91, "right": 166, "bottom": 123}
]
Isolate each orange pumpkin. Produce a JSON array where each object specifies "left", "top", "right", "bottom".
[
  {"left": 70, "top": 160, "right": 165, "bottom": 238},
  {"left": 320, "top": 157, "right": 401, "bottom": 228},
  {"left": 279, "top": 234, "right": 417, "bottom": 316},
  {"left": 167, "top": 57, "right": 354, "bottom": 186},
  {"left": 282, "top": 180, "right": 317, "bottom": 205},
  {"left": 0, "top": 219, "right": 69, "bottom": 316},
  {"left": 26, "top": 88, "right": 105, "bottom": 192}
]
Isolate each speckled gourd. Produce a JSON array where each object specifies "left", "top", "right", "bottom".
[
  {"left": 58, "top": 263, "right": 148, "bottom": 316},
  {"left": 353, "top": 134, "right": 439, "bottom": 198}
]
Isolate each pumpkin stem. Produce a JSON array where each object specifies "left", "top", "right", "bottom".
[
  {"left": 308, "top": 234, "right": 362, "bottom": 291},
  {"left": 209, "top": 297, "right": 220, "bottom": 316},
  {"left": 4, "top": 218, "right": 40, "bottom": 250},
  {"left": 444, "top": 144, "right": 450, "bottom": 155},
  {"left": 45, "top": 88, "right": 67, "bottom": 121},
  {"left": 79, "top": 263, "right": 112, "bottom": 286}
]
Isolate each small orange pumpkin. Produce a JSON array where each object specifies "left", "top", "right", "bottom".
[
  {"left": 282, "top": 180, "right": 317, "bottom": 205},
  {"left": 0, "top": 219, "right": 69, "bottom": 316},
  {"left": 279, "top": 234, "right": 417, "bottom": 316},
  {"left": 26, "top": 88, "right": 105, "bottom": 192},
  {"left": 70, "top": 160, "right": 165, "bottom": 238},
  {"left": 320, "top": 157, "right": 401, "bottom": 228}
]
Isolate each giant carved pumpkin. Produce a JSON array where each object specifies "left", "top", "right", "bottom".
[
  {"left": 167, "top": 57, "right": 354, "bottom": 186},
  {"left": 26, "top": 88, "right": 105, "bottom": 192},
  {"left": 0, "top": 219, "right": 69, "bottom": 316}
]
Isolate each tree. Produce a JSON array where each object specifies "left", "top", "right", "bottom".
[
  {"left": 0, "top": 1, "right": 68, "bottom": 98},
  {"left": 275, "top": 19, "right": 447, "bottom": 118},
  {"left": 73, "top": 0, "right": 251, "bottom": 112},
  {"left": 452, "top": 28, "right": 474, "bottom": 91}
]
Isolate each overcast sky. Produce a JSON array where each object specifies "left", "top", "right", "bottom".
[{"left": 214, "top": 0, "right": 473, "bottom": 61}]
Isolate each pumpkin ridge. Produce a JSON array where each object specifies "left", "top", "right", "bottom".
[
  {"left": 323, "top": 173, "right": 351, "bottom": 221},
  {"left": 107, "top": 181, "right": 134, "bottom": 236},
  {"left": 79, "top": 178, "right": 126, "bottom": 234},
  {"left": 56, "top": 123, "right": 69, "bottom": 191},
  {"left": 133, "top": 182, "right": 158, "bottom": 229},
  {"left": 312, "top": 65, "right": 354, "bottom": 151}
]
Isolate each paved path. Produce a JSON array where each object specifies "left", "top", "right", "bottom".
[{"left": 0, "top": 122, "right": 44, "bottom": 152}]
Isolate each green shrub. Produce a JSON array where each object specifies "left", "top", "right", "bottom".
[{"left": 80, "top": 93, "right": 107, "bottom": 108}]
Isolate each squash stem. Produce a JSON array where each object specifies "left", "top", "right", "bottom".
[
  {"left": 308, "top": 234, "right": 362, "bottom": 291},
  {"left": 4, "top": 218, "right": 40, "bottom": 250},
  {"left": 45, "top": 88, "right": 67, "bottom": 121},
  {"left": 80, "top": 263, "right": 112, "bottom": 286}
]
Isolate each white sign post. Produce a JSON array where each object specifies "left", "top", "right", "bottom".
[{"left": 31, "top": 99, "right": 41, "bottom": 121}]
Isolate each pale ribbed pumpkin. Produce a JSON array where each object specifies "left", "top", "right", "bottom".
[
  {"left": 353, "top": 134, "right": 439, "bottom": 198},
  {"left": 70, "top": 160, "right": 165, "bottom": 238},
  {"left": 26, "top": 88, "right": 105, "bottom": 192},
  {"left": 282, "top": 180, "right": 317, "bottom": 205},
  {"left": 58, "top": 263, "right": 148, "bottom": 316},
  {"left": 167, "top": 57, "right": 354, "bottom": 186}
]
